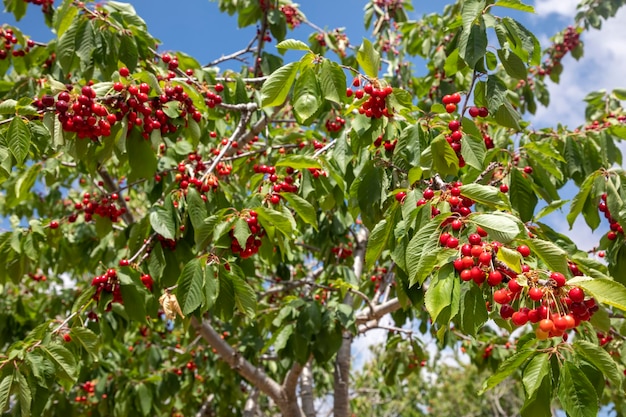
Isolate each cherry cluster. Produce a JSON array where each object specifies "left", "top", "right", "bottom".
[
  {"left": 442, "top": 92, "right": 461, "bottom": 113},
  {"left": 369, "top": 266, "right": 388, "bottom": 292},
  {"left": 36, "top": 86, "right": 114, "bottom": 140},
  {"left": 325, "top": 115, "right": 346, "bottom": 133},
  {"left": 468, "top": 106, "right": 489, "bottom": 118},
  {"left": 171, "top": 152, "right": 219, "bottom": 195},
  {"left": 537, "top": 26, "right": 580, "bottom": 77},
  {"left": 28, "top": 272, "right": 47, "bottom": 282},
  {"left": 73, "top": 191, "right": 126, "bottom": 223},
  {"left": 445, "top": 118, "right": 466, "bottom": 168},
  {"left": 331, "top": 243, "right": 353, "bottom": 260},
  {"left": 374, "top": 135, "right": 397, "bottom": 153},
  {"left": 347, "top": 78, "right": 394, "bottom": 119},
  {"left": 0, "top": 28, "right": 35, "bottom": 59},
  {"left": 446, "top": 231, "right": 598, "bottom": 339},
  {"left": 598, "top": 193, "right": 624, "bottom": 242},
  {"left": 417, "top": 181, "right": 475, "bottom": 219},
  {"left": 280, "top": 5, "right": 302, "bottom": 29},
  {"left": 584, "top": 113, "right": 626, "bottom": 131},
  {"left": 91, "top": 268, "right": 123, "bottom": 308},
  {"left": 230, "top": 211, "right": 264, "bottom": 258},
  {"left": 23, "top": 0, "right": 54, "bottom": 13},
  {"left": 158, "top": 234, "right": 177, "bottom": 251}
]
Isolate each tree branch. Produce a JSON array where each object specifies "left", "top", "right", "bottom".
[
  {"left": 300, "top": 360, "right": 316, "bottom": 417},
  {"left": 190, "top": 317, "right": 283, "bottom": 404},
  {"left": 243, "top": 388, "right": 259, "bottom": 417},
  {"left": 334, "top": 227, "right": 368, "bottom": 417}
]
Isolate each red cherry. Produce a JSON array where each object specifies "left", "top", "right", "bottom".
[
  {"left": 445, "top": 103, "right": 457, "bottom": 113},
  {"left": 478, "top": 107, "right": 489, "bottom": 117},
  {"left": 568, "top": 287, "right": 585, "bottom": 303},
  {"left": 460, "top": 269, "right": 472, "bottom": 281},
  {"left": 500, "top": 184, "right": 509, "bottom": 193},
  {"left": 539, "top": 319, "right": 554, "bottom": 333},
  {"left": 550, "top": 272, "right": 566, "bottom": 287},
  {"left": 395, "top": 191, "right": 407, "bottom": 203},
  {"left": 470, "top": 266, "right": 485, "bottom": 284},
  {"left": 446, "top": 237, "right": 459, "bottom": 249},
  {"left": 119, "top": 259, "right": 130, "bottom": 267},
  {"left": 487, "top": 270, "right": 503, "bottom": 286},
  {"left": 512, "top": 311, "right": 529, "bottom": 326},
  {"left": 453, "top": 258, "right": 465, "bottom": 271},
  {"left": 119, "top": 67, "right": 130, "bottom": 77},
  {"left": 63, "top": 334, "right": 72, "bottom": 343},
  {"left": 493, "top": 289, "right": 511, "bottom": 304},
  {"left": 523, "top": 166, "right": 533, "bottom": 174},
  {"left": 468, "top": 233, "right": 482, "bottom": 245},
  {"left": 468, "top": 106, "right": 480, "bottom": 117},
  {"left": 50, "top": 220, "right": 59, "bottom": 229},
  {"left": 528, "top": 287, "right": 543, "bottom": 301},
  {"left": 508, "top": 279, "right": 522, "bottom": 293},
  {"left": 448, "top": 120, "right": 460, "bottom": 131},
  {"left": 451, "top": 219, "right": 463, "bottom": 230},
  {"left": 478, "top": 251, "right": 492, "bottom": 266},
  {"left": 423, "top": 188, "right": 435, "bottom": 200},
  {"left": 461, "top": 244, "right": 472, "bottom": 257},
  {"left": 517, "top": 245, "right": 531, "bottom": 257},
  {"left": 450, "top": 93, "right": 461, "bottom": 104}
]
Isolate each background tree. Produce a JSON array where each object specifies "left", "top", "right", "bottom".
[{"left": 1, "top": 0, "right": 626, "bottom": 416}]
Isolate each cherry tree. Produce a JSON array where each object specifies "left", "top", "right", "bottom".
[{"left": 1, "top": 0, "right": 626, "bottom": 416}]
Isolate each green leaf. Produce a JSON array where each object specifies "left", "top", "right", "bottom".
[
  {"left": 127, "top": 134, "right": 157, "bottom": 181},
  {"left": 275, "top": 155, "right": 321, "bottom": 169},
  {"left": 525, "top": 238, "right": 569, "bottom": 274},
  {"left": 228, "top": 265, "right": 256, "bottom": 318},
  {"left": 459, "top": 21, "right": 488, "bottom": 68},
  {"left": 118, "top": 272, "right": 148, "bottom": 323},
  {"left": 406, "top": 216, "right": 448, "bottom": 285},
  {"left": 458, "top": 285, "right": 489, "bottom": 336},
  {"left": 41, "top": 344, "right": 77, "bottom": 384},
  {"left": 468, "top": 212, "right": 522, "bottom": 243},
  {"left": 186, "top": 188, "right": 208, "bottom": 232},
  {"left": 135, "top": 383, "right": 152, "bottom": 416},
  {"left": 460, "top": 133, "right": 486, "bottom": 170},
  {"left": 14, "top": 370, "right": 30, "bottom": 417},
  {"left": 462, "top": 0, "right": 486, "bottom": 31},
  {"left": 57, "top": 18, "right": 78, "bottom": 73},
  {"left": 281, "top": 192, "right": 318, "bottom": 230},
  {"left": 256, "top": 206, "right": 294, "bottom": 237},
  {"left": 356, "top": 38, "right": 380, "bottom": 78},
  {"left": 176, "top": 258, "right": 205, "bottom": 315},
  {"left": 574, "top": 340, "right": 624, "bottom": 387},
  {"left": 523, "top": 353, "right": 550, "bottom": 399},
  {"left": 558, "top": 362, "right": 598, "bottom": 417},
  {"left": 319, "top": 59, "right": 346, "bottom": 105},
  {"left": 120, "top": 36, "right": 139, "bottom": 72},
  {"left": 149, "top": 206, "right": 176, "bottom": 240},
  {"left": 494, "top": 0, "right": 535, "bottom": 12},
  {"left": 70, "top": 327, "right": 99, "bottom": 359},
  {"left": 233, "top": 217, "right": 251, "bottom": 248},
  {"left": 568, "top": 277, "right": 626, "bottom": 312},
  {"left": 567, "top": 172, "right": 600, "bottom": 228},
  {"left": 459, "top": 183, "right": 504, "bottom": 208},
  {"left": 261, "top": 62, "right": 298, "bottom": 107},
  {"left": 7, "top": 116, "right": 31, "bottom": 165},
  {"left": 424, "top": 266, "right": 460, "bottom": 324},
  {"left": 0, "top": 373, "right": 14, "bottom": 413},
  {"left": 496, "top": 245, "right": 523, "bottom": 273},
  {"left": 276, "top": 39, "right": 311, "bottom": 52},
  {"left": 510, "top": 168, "right": 537, "bottom": 222},
  {"left": 292, "top": 66, "right": 322, "bottom": 124},
  {"left": 204, "top": 265, "right": 219, "bottom": 310},
  {"left": 366, "top": 218, "right": 394, "bottom": 271},
  {"left": 480, "top": 348, "right": 535, "bottom": 394},
  {"left": 498, "top": 48, "right": 528, "bottom": 80},
  {"left": 430, "top": 135, "right": 459, "bottom": 177}
]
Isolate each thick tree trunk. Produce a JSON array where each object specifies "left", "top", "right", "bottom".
[
  {"left": 301, "top": 360, "right": 316, "bottom": 417},
  {"left": 334, "top": 228, "right": 368, "bottom": 417}
]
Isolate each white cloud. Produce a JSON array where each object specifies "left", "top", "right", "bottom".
[
  {"left": 534, "top": 0, "right": 579, "bottom": 18},
  {"left": 531, "top": 7, "right": 626, "bottom": 129}
]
